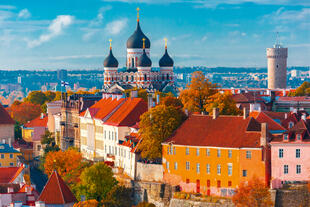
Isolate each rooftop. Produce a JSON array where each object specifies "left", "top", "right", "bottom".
[
  {"left": 0, "top": 102, "right": 14, "bottom": 125},
  {"left": 24, "top": 114, "right": 48, "bottom": 128},
  {"left": 0, "top": 143, "right": 20, "bottom": 153}
]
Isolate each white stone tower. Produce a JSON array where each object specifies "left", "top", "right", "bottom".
[{"left": 267, "top": 34, "right": 288, "bottom": 89}]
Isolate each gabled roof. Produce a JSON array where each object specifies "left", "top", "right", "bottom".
[
  {"left": 24, "top": 114, "right": 48, "bottom": 128},
  {"left": 105, "top": 98, "right": 147, "bottom": 126},
  {"left": 38, "top": 170, "right": 77, "bottom": 204},
  {"left": 0, "top": 166, "right": 24, "bottom": 184},
  {"left": 0, "top": 143, "right": 21, "bottom": 153},
  {"left": 278, "top": 96, "right": 310, "bottom": 102},
  {"left": 0, "top": 103, "right": 14, "bottom": 125},
  {"left": 250, "top": 111, "right": 286, "bottom": 131},
  {"left": 164, "top": 115, "right": 263, "bottom": 148}
]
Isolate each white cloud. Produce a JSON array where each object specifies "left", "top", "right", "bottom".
[
  {"left": 105, "top": 18, "right": 128, "bottom": 35},
  {"left": 201, "top": 35, "right": 208, "bottom": 41},
  {"left": 27, "top": 15, "right": 74, "bottom": 48},
  {"left": 18, "top": 9, "right": 31, "bottom": 19},
  {"left": 0, "top": 5, "right": 16, "bottom": 10}
]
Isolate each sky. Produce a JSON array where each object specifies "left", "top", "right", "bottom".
[{"left": 0, "top": 0, "right": 309, "bottom": 70}]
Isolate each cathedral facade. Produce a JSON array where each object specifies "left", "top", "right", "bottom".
[{"left": 103, "top": 9, "right": 176, "bottom": 94}]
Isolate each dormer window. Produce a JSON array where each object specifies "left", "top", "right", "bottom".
[
  {"left": 289, "top": 122, "right": 294, "bottom": 129},
  {"left": 297, "top": 134, "right": 302, "bottom": 140},
  {"left": 283, "top": 134, "right": 288, "bottom": 141}
]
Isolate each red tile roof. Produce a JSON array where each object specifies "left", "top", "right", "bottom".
[
  {"left": 163, "top": 115, "right": 262, "bottom": 148},
  {"left": 250, "top": 112, "right": 286, "bottom": 131},
  {"left": 38, "top": 170, "right": 77, "bottom": 204},
  {"left": 278, "top": 96, "right": 310, "bottom": 102},
  {"left": 105, "top": 98, "right": 148, "bottom": 126},
  {"left": 24, "top": 114, "right": 48, "bottom": 128},
  {"left": 0, "top": 103, "right": 14, "bottom": 125},
  {"left": 0, "top": 166, "right": 24, "bottom": 184}
]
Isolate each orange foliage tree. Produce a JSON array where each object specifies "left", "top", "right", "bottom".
[
  {"left": 9, "top": 101, "right": 42, "bottom": 124},
  {"left": 180, "top": 71, "right": 218, "bottom": 113},
  {"left": 205, "top": 91, "right": 241, "bottom": 115},
  {"left": 232, "top": 176, "right": 273, "bottom": 207},
  {"left": 44, "top": 149, "right": 88, "bottom": 185}
]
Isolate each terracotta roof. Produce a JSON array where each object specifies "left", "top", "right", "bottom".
[
  {"left": 38, "top": 170, "right": 77, "bottom": 204},
  {"left": 105, "top": 98, "right": 147, "bottom": 126},
  {"left": 278, "top": 96, "right": 310, "bottom": 102},
  {"left": 0, "top": 103, "right": 14, "bottom": 125},
  {"left": 0, "top": 166, "right": 24, "bottom": 184},
  {"left": 232, "top": 93, "right": 264, "bottom": 103},
  {"left": 119, "top": 132, "right": 142, "bottom": 153},
  {"left": 164, "top": 115, "right": 263, "bottom": 148},
  {"left": 250, "top": 112, "right": 286, "bottom": 131},
  {"left": 24, "top": 114, "right": 48, "bottom": 128},
  {"left": 80, "top": 97, "right": 124, "bottom": 120}
]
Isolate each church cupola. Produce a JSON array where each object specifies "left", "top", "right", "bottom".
[
  {"left": 137, "top": 38, "right": 152, "bottom": 67},
  {"left": 103, "top": 39, "right": 118, "bottom": 68},
  {"left": 159, "top": 38, "right": 174, "bottom": 67}
]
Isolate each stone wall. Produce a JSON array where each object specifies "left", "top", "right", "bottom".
[
  {"left": 136, "top": 162, "right": 163, "bottom": 182},
  {"left": 169, "top": 198, "right": 234, "bottom": 207},
  {"left": 275, "top": 186, "right": 310, "bottom": 207}
]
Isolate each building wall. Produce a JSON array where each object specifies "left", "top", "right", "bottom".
[
  {"left": 0, "top": 124, "right": 14, "bottom": 144},
  {"left": 271, "top": 143, "right": 310, "bottom": 188},
  {"left": 0, "top": 152, "right": 22, "bottom": 167},
  {"left": 136, "top": 162, "right": 163, "bottom": 182},
  {"left": 162, "top": 144, "right": 267, "bottom": 197},
  {"left": 22, "top": 128, "right": 33, "bottom": 142}
]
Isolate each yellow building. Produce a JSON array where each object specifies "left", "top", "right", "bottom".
[
  {"left": 162, "top": 113, "right": 270, "bottom": 197},
  {"left": 0, "top": 143, "right": 22, "bottom": 167},
  {"left": 22, "top": 127, "right": 33, "bottom": 143}
]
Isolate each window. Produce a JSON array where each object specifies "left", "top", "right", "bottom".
[
  {"left": 217, "top": 164, "right": 221, "bottom": 175},
  {"left": 109, "top": 131, "right": 111, "bottom": 139},
  {"left": 10, "top": 163, "right": 13, "bottom": 166},
  {"left": 296, "top": 149, "right": 300, "bottom": 158},
  {"left": 228, "top": 150, "right": 232, "bottom": 158},
  {"left": 206, "top": 148, "right": 210, "bottom": 156},
  {"left": 196, "top": 163, "right": 200, "bottom": 173},
  {"left": 104, "top": 131, "right": 106, "bottom": 139},
  {"left": 228, "top": 164, "right": 232, "bottom": 176},
  {"left": 144, "top": 74, "right": 147, "bottom": 81},
  {"left": 284, "top": 165, "right": 288, "bottom": 174},
  {"left": 115, "top": 132, "right": 118, "bottom": 140},
  {"left": 196, "top": 148, "right": 200, "bottom": 156},
  {"left": 289, "top": 122, "right": 294, "bottom": 128},
  {"left": 283, "top": 134, "right": 288, "bottom": 140},
  {"left": 174, "top": 162, "right": 178, "bottom": 170},
  {"left": 9, "top": 154, "right": 13, "bottom": 159},
  {"left": 37, "top": 145, "right": 41, "bottom": 151},
  {"left": 207, "top": 180, "right": 210, "bottom": 187},
  {"left": 242, "top": 170, "right": 247, "bottom": 177},
  {"left": 206, "top": 164, "right": 210, "bottom": 174},
  {"left": 166, "top": 162, "right": 169, "bottom": 170},
  {"left": 217, "top": 149, "right": 221, "bottom": 157},
  {"left": 109, "top": 146, "right": 111, "bottom": 154},
  {"left": 217, "top": 180, "right": 221, "bottom": 188},
  {"left": 228, "top": 181, "right": 232, "bottom": 187},
  {"left": 1, "top": 154, "right": 4, "bottom": 159},
  {"left": 246, "top": 151, "right": 252, "bottom": 159},
  {"left": 173, "top": 147, "right": 176, "bottom": 155},
  {"left": 296, "top": 165, "right": 301, "bottom": 174},
  {"left": 279, "top": 149, "right": 283, "bottom": 158},
  {"left": 167, "top": 146, "right": 170, "bottom": 155},
  {"left": 186, "top": 161, "right": 190, "bottom": 170},
  {"left": 297, "top": 134, "right": 301, "bottom": 140},
  {"left": 186, "top": 179, "right": 189, "bottom": 184},
  {"left": 186, "top": 147, "right": 189, "bottom": 155}
]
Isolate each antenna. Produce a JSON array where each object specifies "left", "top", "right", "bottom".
[{"left": 274, "top": 32, "right": 282, "bottom": 48}]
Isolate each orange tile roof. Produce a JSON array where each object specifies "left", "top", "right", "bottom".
[
  {"left": 164, "top": 115, "right": 262, "bottom": 148},
  {"left": 105, "top": 98, "right": 147, "bottom": 126},
  {"left": 0, "top": 102, "right": 14, "bottom": 125},
  {"left": 0, "top": 166, "right": 24, "bottom": 184},
  {"left": 250, "top": 112, "right": 286, "bottom": 131},
  {"left": 24, "top": 114, "right": 48, "bottom": 128},
  {"left": 38, "top": 170, "right": 77, "bottom": 204}
]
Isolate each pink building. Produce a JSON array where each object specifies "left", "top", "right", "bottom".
[{"left": 270, "top": 119, "right": 310, "bottom": 188}]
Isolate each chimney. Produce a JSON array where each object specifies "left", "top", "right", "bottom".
[
  {"left": 243, "top": 107, "right": 248, "bottom": 119},
  {"left": 131, "top": 90, "right": 138, "bottom": 98},
  {"left": 284, "top": 113, "right": 288, "bottom": 119},
  {"left": 40, "top": 113, "right": 44, "bottom": 119},
  {"left": 8, "top": 138, "right": 11, "bottom": 147},
  {"left": 213, "top": 108, "right": 219, "bottom": 119},
  {"left": 260, "top": 123, "right": 268, "bottom": 147}
]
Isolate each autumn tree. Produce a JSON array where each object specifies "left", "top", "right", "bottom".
[
  {"left": 205, "top": 92, "right": 241, "bottom": 115},
  {"left": 44, "top": 149, "right": 88, "bottom": 185},
  {"left": 138, "top": 105, "right": 183, "bottom": 159},
  {"left": 44, "top": 91, "right": 56, "bottom": 102},
  {"left": 289, "top": 81, "right": 310, "bottom": 96},
  {"left": 180, "top": 71, "right": 218, "bottom": 113},
  {"left": 26, "top": 91, "right": 47, "bottom": 105},
  {"left": 232, "top": 176, "right": 273, "bottom": 207},
  {"left": 75, "top": 162, "right": 118, "bottom": 203},
  {"left": 9, "top": 102, "right": 42, "bottom": 124}
]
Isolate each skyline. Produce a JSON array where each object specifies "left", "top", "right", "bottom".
[{"left": 0, "top": 0, "right": 309, "bottom": 69}]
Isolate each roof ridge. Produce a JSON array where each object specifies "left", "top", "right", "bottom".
[
  {"left": 261, "top": 112, "right": 286, "bottom": 130},
  {"left": 55, "top": 171, "right": 66, "bottom": 203}
]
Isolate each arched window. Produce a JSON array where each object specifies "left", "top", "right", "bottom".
[
  {"left": 167, "top": 74, "right": 170, "bottom": 80},
  {"left": 144, "top": 74, "right": 147, "bottom": 81},
  {"left": 131, "top": 58, "right": 135, "bottom": 68},
  {"left": 162, "top": 74, "right": 165, "bottom": 81},
  {"left": 131, "top": 76, "right": 134, "bottom": 81},
  {"left": 126, "top": 76, "right": 128, "bottom": 82}
]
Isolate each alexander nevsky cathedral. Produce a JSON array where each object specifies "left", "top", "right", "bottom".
[{"left": 102, "top": 8, "right": 177, "bottom": 94}]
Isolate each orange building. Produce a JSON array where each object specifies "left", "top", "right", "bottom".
[{"left": 162, "top": 111, "right": 270, "bottom": 197}]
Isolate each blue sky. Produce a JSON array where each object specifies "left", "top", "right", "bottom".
[{"left": 0, "top": 0, "right": 309, "bottom": 69}]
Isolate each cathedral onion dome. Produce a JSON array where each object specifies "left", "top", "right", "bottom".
[
  {"left": 103, "top": 39, "right": 118, "bottom": 68},
  {"left": 159, "top": 41, "right": 174, "bottom": 67},
  {"left": 137, "top": 38, "right": 152, "bottom": 67},
  {"left": 126, "top": 8, "right": 150, "bottom": 49}
]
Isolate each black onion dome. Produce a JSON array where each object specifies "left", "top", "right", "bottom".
[
  {"left": 103, "top": 48, "right": 118, "bottom": 68},
  {"left": 137, "top": 49, "right": 152, "bottom": 67},
  {"left": 159, "top": 48, "right": 174, "bottom": 67},
  {"left": 127, "top": 21, "right": 150, "bottom": 49}
]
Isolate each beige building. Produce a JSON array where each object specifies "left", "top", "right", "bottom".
[
  {"left": 46, "top": 101, "right": 62, "bottom": 133},
  {"left": 267, "top": 43, "right": 288, "bottom": 89}
]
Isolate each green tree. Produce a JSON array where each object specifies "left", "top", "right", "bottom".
[
  {"left": 76, "top": 162, "right": 118, "bottom": 203},
  {"left": 138, "top": 105, "right": 183, "bottom": 159},
  {"left": 41, "top": 130, "right": 59, "bottom": 154},
  {"left": 26, "top": 91, "right": 47, "bottom": 105},
  {"left": 180, "top": 71, "right": 218, "bottom": 113},
  {"left": 14, "top": 122, "right": 22, "bottom": 140},
  {"left": 44, "top": 91, "right": 56, "bottom": 102},
  {"left": 103, "top": 185, "right": 133, "bottom": 207},
  {"left": 205, "top": 92, "right": 241, "bottom": 115}
]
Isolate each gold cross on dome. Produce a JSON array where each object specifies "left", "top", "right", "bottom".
[
  {"left": 164, "top": 38, "right": 167, "bottom": 49},
  {"left": 109, "top": 39, "right": 112, "bottom": 49},
  {"left": 137, "top": 7, "right": 140, "bottom": 21}
]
